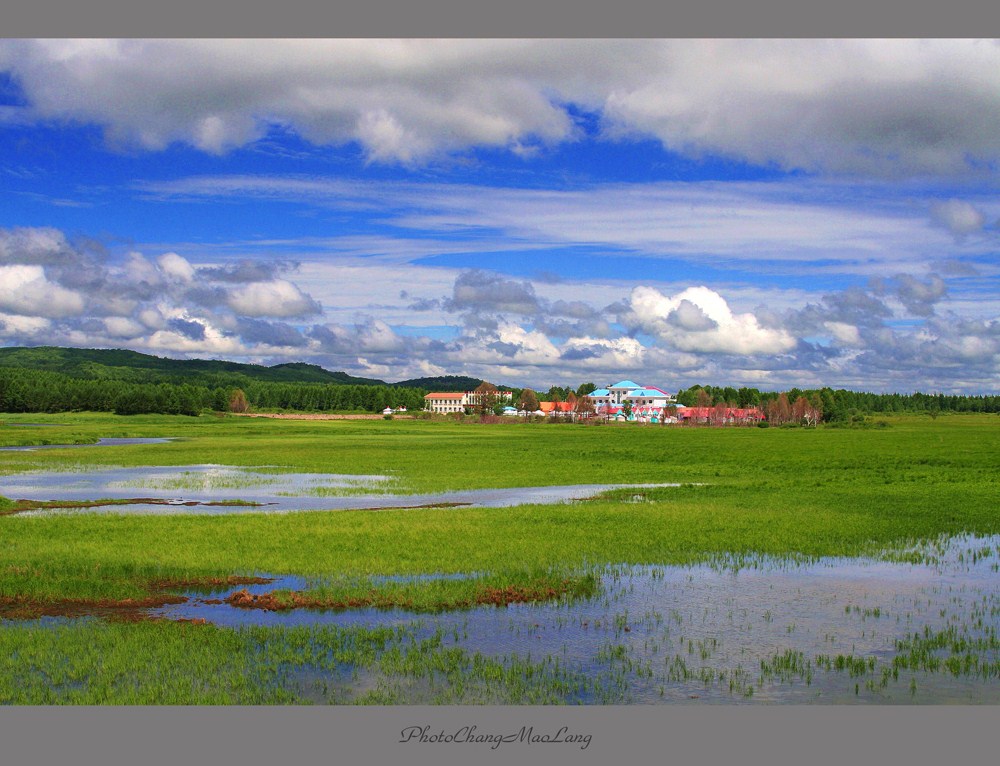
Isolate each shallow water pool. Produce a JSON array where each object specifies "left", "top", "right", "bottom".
[
  {"left": 146, "top": 535, "right": 1000, "bottom": 703},
  {"left": 1, "top": 463, "right": 676, "bottom": 514}
]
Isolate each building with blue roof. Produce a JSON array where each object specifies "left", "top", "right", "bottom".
[
  {"left": 610, "top": 380, "right": 641, "bottom": 391},
  {"left": 586, "top": 380, "right": 677, "bottom": 409}
]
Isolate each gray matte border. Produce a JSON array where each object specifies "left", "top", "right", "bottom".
[
  {"left": 3, "top": 0, "right": 1000, "bottom": 37},
  {"left": 4, "top": 706, "right": 999, "bottom": 766}
]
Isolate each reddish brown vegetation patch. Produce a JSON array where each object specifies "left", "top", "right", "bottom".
[
  {"left": 474, "top": 584, "right": 567, "bottom": 607},
  {"left": 223, "top": 579, "right": 582, "bottom": 613},
  {"left": 150, "top": 575, "right": 274, "bottom": 591},
  {"left": 0, "top": 593, "right": 187, "bottom": 621}
]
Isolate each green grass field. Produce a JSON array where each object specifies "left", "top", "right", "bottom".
[
  {"left": 1, "top": 412, "right": 998, "bottom": 599},
  {"left": 1, "top": 412, "right": 998, "bottom": 704}
]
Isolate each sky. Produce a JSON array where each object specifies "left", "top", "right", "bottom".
[{"left": 0, "top": 39, "right": 998, "bottom": 394}]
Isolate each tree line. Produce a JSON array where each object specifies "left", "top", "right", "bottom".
[
  {"left": 2, "top": 364, "right": 996, "bottom": 421},
  {"left": 504, "top": 381, "right": 999, "bottom": 423},
  {"left": 674, "top": 385, "right": 1000, "bottom": 422},
  {"left": 0, "top": 368, "right": 427, "bottom": 416}
]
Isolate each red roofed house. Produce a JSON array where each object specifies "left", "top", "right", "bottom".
[
  {"left": 424, "top": 389, "right": 513, "bottom": 414},
  {"left": 423, "top": 392, "right": 466, "bottom": 414},
  {"left": 538, "top": 401, "right": 575, "bottom": 416}
]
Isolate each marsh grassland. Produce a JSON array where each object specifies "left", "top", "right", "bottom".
[{"left": 1, "top": 413, "right": 998, "bottom": 704}]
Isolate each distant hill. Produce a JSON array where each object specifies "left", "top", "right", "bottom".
[
  {"left": 267, "top": 362, "right": 388, "bottom": 385},
  {"left": 0, "top": 346, "right": 508, "bottom": 392},
  {"left": 0, "top": 346, "right": 387, "bottom": 387},
  {"left": 392, "top": 375, "right": 485, "bottom": 391},
  {"left": 0, "top": 346, "right": 516, "bottom": 391}
]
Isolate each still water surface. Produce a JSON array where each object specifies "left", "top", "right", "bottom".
[
  {"left": 2, "top": 463, "right": 675, "bottom": 513},
  {"left": 149, "top": 535, "right": 1000, "bottom": 703}
]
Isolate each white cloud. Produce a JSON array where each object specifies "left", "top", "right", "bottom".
[
  {"left": 124, "top": 252, "right": 163, "bottom": 286},
  {"left": 141, "top": 175, "right": 955, "bottom": 277},
  {"left": 144, "top": 327, "right": 245, "bottom": 355},
  {"left": 103, "top": 317, "right": 146, "bottom": 338},
  {"left": 561, "top": 336, "right": 646, "bottom": 369},
  {"left": 0, "top": 226, "right": 70, "bottom": 263},
  {"left": 157, "top": 252, "right": 196, "bottom": 282},
  {"left": 226, "top": 279, "right": 320, "bottom": 318},
  {"left": 0, "top": 264, "right": 85, "bottom": 318},
  {"left": 5, "top": 40, "right": 1000, "bottom": 172},
  {"left": 930, "top": 199, "right": 986, "bottom": 238},
  {"left": 0, "top": 312, "right": 51, "bottom": 337},
  {"left": 627, "top": 285, "right": 797, "bottom": 355},
  {"left": 823, "top": 321, "right": 863, "bottom": 347},
  {"left": 356, "top": 319, "right": 406, "bottom": 353}
]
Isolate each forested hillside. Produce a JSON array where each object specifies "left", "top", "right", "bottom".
[
  {"left": 0, "top": 346, "right": 386, "bottom": 387},
  {"left": 0, "top": 347, "right": 430, "bottom": 415}
]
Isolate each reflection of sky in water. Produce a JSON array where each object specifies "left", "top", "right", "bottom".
[
  {"left": 1, "top": 463, "right": 675, "bottom": 514},
  {"left": 145, "top": 535, "right": 1000, "bottom": 704}
]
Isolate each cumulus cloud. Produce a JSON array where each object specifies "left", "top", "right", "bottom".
[
  {"left": 0, "top": 225, "right": 326, "bottom": 360},
  {"left": 443, "top": 270, "right": 542, "bottom": 315},
  {"left": 560, "top": 336, "right": 646, "bottom": 369},
  {"left": 626, "top": 285, "right": 797, "bottom": 355},
  {"left": 0, "top": 224, "right": 994, "bottom": 393},
  {"left": 881, "top": 273, "right": 948, "bottom": 317},
  {"left": 823, "top": 321, "right": 863, "bottom": 347},
  {"left": 0, "top": 312, "right": 51, "bottom": 337},
  {"left": 235, "top": 318, "right": 308, "bottom": 348},
  {"left": 931, "top": 199, "right": 986, "bottom": 238},
  {"left": 157, "top": 252, "right": 196, "bottom": 282},
  {"left": 166, "top": 317, "right": 207, "bottom": 341},
  {"left": 103, "top": 317, "right": 147, "bottom": 339},
  {"left": 0, "top": 226, "right": 74, "bottom": 265},
  {"left": 4, "top": 40, "right": 1000, "bottom": 173},
  {"left": 226, "top": 279, "right": 321, "bottom": 318},
  {"left": 309, "top": 318, "right": 407, "bottom": 355},
  {"left": 199, "top": 259, "right": 295, "bottom": 283},
  {"left": 458, "top": 321, "right": 562, "bottom": 367},
  {"left": 0, "top": 264, "right": 85, "bottom": 318}
]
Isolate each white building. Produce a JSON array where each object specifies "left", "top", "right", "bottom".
[
  {"left": 423, "top": 389, "right": 513, "bottom": 414},
  {"left": 423, "top": 392, "right": 466, "bottom": 413},
  {"left": 586, "top": 380, "right": 676, "bottom": 408}
]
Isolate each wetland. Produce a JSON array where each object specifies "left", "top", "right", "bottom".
[{"left": 1, "top": 412, "right": 998, "bottom": 704}]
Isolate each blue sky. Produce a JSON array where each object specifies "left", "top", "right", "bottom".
[{"left": 0, "top": 39, "right": 998, "bottom": 393}]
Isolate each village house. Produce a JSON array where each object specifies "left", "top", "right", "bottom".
[
  {"left": 426, "top": 380, "right": 764, "bottom": 425},
  {"left": 585, "top": 380, "right": 680, "bottom": 421},
  {"left": 423, "top": 389, "right": 513, "bottom": 414},
  {"left": 423, "top": 392, "right": 466, "bottom": 414}
]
